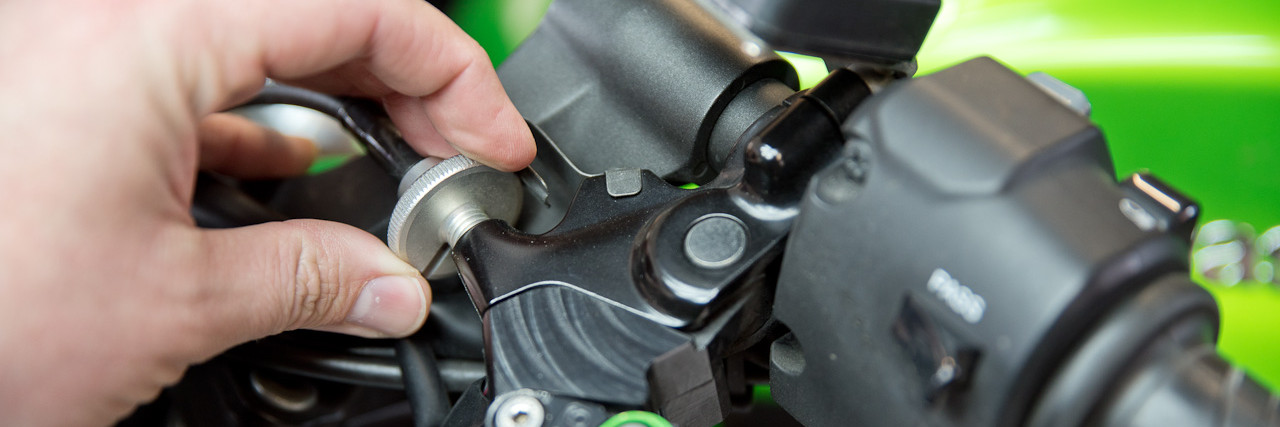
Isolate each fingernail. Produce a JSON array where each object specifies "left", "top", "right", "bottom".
[{"left": 346, "top": 275, "right": 428, "bottom": 337}]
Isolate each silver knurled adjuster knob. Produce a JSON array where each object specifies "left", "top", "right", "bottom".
[{"left": 387, "top": 155, "right": 523, "bottom": 274}]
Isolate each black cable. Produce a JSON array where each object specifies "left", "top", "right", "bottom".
[
  {"left": 247, "top": 82, "right": 426, "bottom": 179},
  {"left": 226, "top": 339, "right": 405, "bottom": 389},
  {"left": 396, "top": 338, "right": 452, "bottom": 427},
  {"left": 190, "top": 172, "right": 288, "bottom": 228},
  {"left": 224, "top": 337, "right": 484, "bottom": 392}
]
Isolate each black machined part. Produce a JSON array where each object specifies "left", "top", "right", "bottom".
[
  {"left": 484, "top": 286, "right": 692, "bottom": 407},
  {"left": 707, "top": 0, "right": 941, "bottom": 65},
  {"left": 481, "top": 287, "right": 728, "bottom": 426},
  {"left": 498, "top": 0, "right": 799, "bottom": 183},
  {"left": 455, "top": 68, "right": 870, "bottom": 328},
  {"left": 247, "top": 82, "right": 425, "bottom": 180},
  {"left": 455, "top": 174, "right": 689, "bottom": 325},
  {"left": 450, "top": 69, "right": 873, "bottom": 423},
  {"left": 454, "top": 170, "right": 788, "bottom": 328},
  {"left": 769, "top": 57, "right": 1205, "bottom": 426}
]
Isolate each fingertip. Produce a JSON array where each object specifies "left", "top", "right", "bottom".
[
  {"left": 197, "top": 114, "right": 319, "bottom": 179},
  {"left": 504, "top": 121, "right": 538, "bottom": 171},
  {"left": 314, "top": 274, "right": 431, "bottom": 338},
  {"left": 286, "top": 135, "right": 320, "bottom": 174},
  {"left": 196, "top": 219, "right": 429, "bottom": 342},
  {"left": 478, "top": 119, "right": 537, "bottom": 172},
  {"left": 447, "top": 106, "right": 537, "bottom": 172},
  {"left": 383, "top": 93, "right": 461, "bottom": 159},
  {"left": 392, "top": 95, "right": 535, "bottom": 171},
  {"left": 268, "top": 135, "right": 319, "bottom": 177}
]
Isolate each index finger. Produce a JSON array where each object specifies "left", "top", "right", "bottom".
[{"left": 187, "top": 0, "right": 535, "bottom": 171}]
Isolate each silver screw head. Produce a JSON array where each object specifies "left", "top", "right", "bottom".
[
  {"left": 492, "top": 394, "right": 545, "bottom": 427},
  {"left": 684, "top": 214, "right": 748, "bottom": 269}
]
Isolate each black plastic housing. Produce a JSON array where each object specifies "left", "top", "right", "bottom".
[
  {"left": 707, "top": 0, "right": 941, "bottom": 64},
  {"left": 769, "top": 57, "right": 1210, "bottom": 426}
]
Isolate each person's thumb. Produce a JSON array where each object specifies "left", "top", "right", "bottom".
[{"left": 194, "top": 219, "right": 430, "bottom": 342}]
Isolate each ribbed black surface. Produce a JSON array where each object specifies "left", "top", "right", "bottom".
[{"left": 486, "top": 286, "right": 690, "bottom": 406}]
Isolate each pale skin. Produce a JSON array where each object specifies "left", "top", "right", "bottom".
[{"left": 0, "top": 0, "right": 536, "bottom": 425}]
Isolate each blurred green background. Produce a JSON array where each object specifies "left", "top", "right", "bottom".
[{"left": 444, "top": 0, "right": 1280, "bottom": 390}]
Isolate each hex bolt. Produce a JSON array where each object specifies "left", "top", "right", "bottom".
[{"left": 684, "top": 214, "right": 748, "bottom": 269}]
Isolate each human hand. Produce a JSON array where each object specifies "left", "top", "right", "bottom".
[{"left": 0, "top": 0, "right": 534, "bottom": 424}]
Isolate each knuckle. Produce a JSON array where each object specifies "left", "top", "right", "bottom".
[{"left": 281, "top": 223, "right": 345, "bottom": 330}]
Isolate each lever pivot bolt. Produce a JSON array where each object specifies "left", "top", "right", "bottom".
[{"left": 684, "top": 214, "right": 748, "bottom": 269}]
